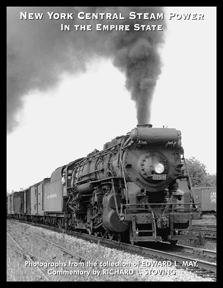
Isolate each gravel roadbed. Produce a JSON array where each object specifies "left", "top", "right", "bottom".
[{"left": 7, "top": 220, "right": 215, "bottom": 281}]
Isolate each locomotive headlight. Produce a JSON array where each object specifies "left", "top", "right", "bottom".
[{"left": 154, "top": 163, "right": 165, "bottom": 174}]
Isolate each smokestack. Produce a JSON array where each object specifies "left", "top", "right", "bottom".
[
  {"left": 7, "top": 7, "right": 166, "bottom": 133},
  {"left": 137, "top": 124, "right": 153, "bottom": 128}
]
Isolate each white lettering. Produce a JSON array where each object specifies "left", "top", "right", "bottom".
[
  {"left": 20, "top": 12, "right": 44, "bottom": 20},
  {"left": 47, "top": 194, "right": 57, "bottom": 199},
  {"left": 129, "top": 12, "right": 164, "bottom": 20}
]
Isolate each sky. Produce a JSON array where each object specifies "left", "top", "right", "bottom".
[{"left": 7, "top": 7, "right": 216, "bottom": 192}]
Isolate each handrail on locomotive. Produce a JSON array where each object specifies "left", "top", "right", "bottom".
[{"left": 7, "top": 124, "right": 201, "bottom": 244}]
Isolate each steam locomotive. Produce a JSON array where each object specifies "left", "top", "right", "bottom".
[{"left": 7, "top": 124, "right": 200, "bottom": 244}]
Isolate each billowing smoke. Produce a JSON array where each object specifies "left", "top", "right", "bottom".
[{"left": 7, "top": 7, "right": 165, "bottom": 133}]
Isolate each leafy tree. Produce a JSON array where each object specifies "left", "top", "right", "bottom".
[
  {"left": 205, "top": 173, "right": 216, "bottom": 186},
  {"left": 184, "top": 157, "right": 216, "bottom": 187}
]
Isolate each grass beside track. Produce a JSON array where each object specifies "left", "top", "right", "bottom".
[{"left": 7, "top": 219, "right": 216, "bottom": 282}]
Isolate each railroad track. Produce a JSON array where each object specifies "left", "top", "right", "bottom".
[
  {"left": 7, "top": 225, "right": 93, "bottom": 281},
  {"left": 179, "top": 224, "right": 217, "bottom": 241},
  {"left": 144, "top": 241, "right": 216, "bottom": 259},
  {"left": 191, "top": 225, "right": 216, "bottom": 240},
  {"left": 33, "top": 233, "right": 88, "bottom": 263},
  {"left": 7, "top": 231, "right": 50, "bottom": 281},
  {"left": 38, "top": 226, "right": 217, "bottom": 277},
  {"left": 174, "top": 244, "right": 216, "bottom": 259},
  {"left": 193, "top": 225, "right": 216, "bottom": 229},
  {"left": 69, "top": 231, "right": 217, "bottom": 274},
  {"left": 7, "top": 219, "right": 216, "bottom": 280}
]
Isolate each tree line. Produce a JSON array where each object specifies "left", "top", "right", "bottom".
[{"left": 184, "top": 157, "right": 216, "bottom": 187}]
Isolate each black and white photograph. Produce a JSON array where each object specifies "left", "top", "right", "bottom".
[{"left": 7, "top": 6, "right": 216, "bottom": 282}]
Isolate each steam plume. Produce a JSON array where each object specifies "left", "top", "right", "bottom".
[{"left": 7, "top": 7, "right": 165, "bottom": 133}]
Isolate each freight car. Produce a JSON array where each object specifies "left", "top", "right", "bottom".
[
  {"left": 13, "top": 191, "right": 24, "bottom": 215},
  {"left": 192, "top": 186, "right": 216, "bottom": 216},
  {"left": 24, "top": 178, "right": 51, "bottom": 221},
  {"left": 7, "top": 124, "right": 201, "bottom": 244},
  {"left": 7, "top": 193, "right": 14, "bottom": 215}
]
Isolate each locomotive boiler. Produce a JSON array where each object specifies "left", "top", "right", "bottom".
[{"left": 62, "top": 124, "right": 200, "bottom": 244}]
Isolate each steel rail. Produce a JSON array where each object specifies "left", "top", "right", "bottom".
[
  {"left": 7, "top": 231, "right": 50, "bottom": 281},
  {"left": 175, "top": 244, "right": 216, "bottom": 259},
  {"left": 8, "top": 219, "right": 217, "bottom": 274},
  {"left": 153, "top": 241, "right": 216, "bottom": 259},
  {"left": 33, "top": 233, "right": 88, "bottom": 263},
  {"left": 193, "top": 224, "right": 216, "bottom": 229},
  {"left": 182, "top": 227, "right": 216, "bottom": 240},
  {"left": 129, "top": 244, "right": 217, "bottom": 273},
  {"left": 63, "top": 229, "right": 217, "bottom": 274},
  {"left": 97, "top": 238, "right": 217, "bottom": 274}
]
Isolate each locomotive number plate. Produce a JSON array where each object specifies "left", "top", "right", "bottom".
[{"left": 152, "top": 174, "right": 166, "bottom": 180}]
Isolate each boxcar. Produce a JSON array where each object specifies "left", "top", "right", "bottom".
[
  {"left": 7, "top": 195, "right": 10, "bottom": 215},
  {"left": 24, "top": 187, "right": 31, "bottom": 215},
  {"left": 37, "top": 178, "right": 50, "bottom": 215},
  {"left": 7, "top": 194, "right": 14, "bottom": 215},
  {"left": 13, "top": 191, "right": 24, "bottom": 215},
  {"left": 30, "top": 184, "right": 38, "bottom": 215},
  {"left": 23, "top": 178, "right": 51, "bottom": 216},
  {"left": 43, "top": 166, "right": 65, "bottom": 213},
  {"left": 192, "top": 186, "right": 216, "bottom": 214}
]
